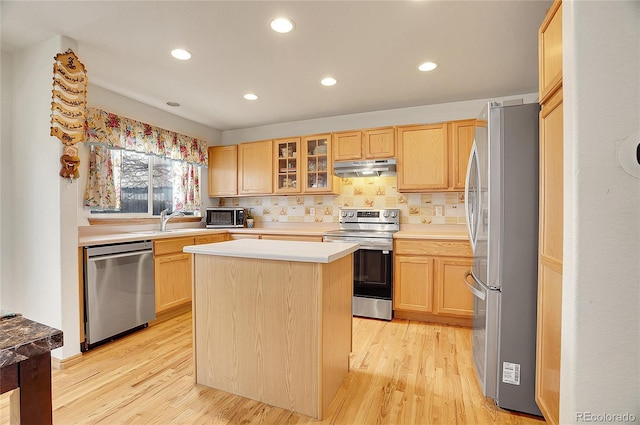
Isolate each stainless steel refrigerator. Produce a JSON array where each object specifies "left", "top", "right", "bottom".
[{"left": 464, "top": 101, "right": 542, "bottom": 416}]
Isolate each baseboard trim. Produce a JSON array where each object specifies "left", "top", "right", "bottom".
[
  {"left": 52, "top": 353, "right": 83, "bottom": 370},
  {"left": 149, "top": 303, "right": 192, "bottom": 326},
  {"left": 394, "top": 310, "right": 472, "bottom": 327}
]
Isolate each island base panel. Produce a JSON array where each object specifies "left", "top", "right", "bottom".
[{"left": 192, "top": 254, "right": 352, "bottom": 419}]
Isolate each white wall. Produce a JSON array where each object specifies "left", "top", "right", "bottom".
[
  {"left": 2, "top": 35, "right": 80, "bottom": 358},
  {"left": 0, "top": 39, "right": 223, "bottom": 360},
  {"left": 220, "top": 94, "right": 539, "bottom": 145},
  {"left": 562, "top": 1, "right": 640, "bottom": 423},
  {"left": 0, "top": 51, "right": 13, "bottom": 308},
  {"left": 78, "top": 84, "right": 223, "bottom": 224}
]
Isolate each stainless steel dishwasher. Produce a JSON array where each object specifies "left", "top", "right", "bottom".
[{"left": 82, "top": 240, "right": 155, "bottom": 351}]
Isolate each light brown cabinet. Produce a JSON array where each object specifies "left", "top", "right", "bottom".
[
  {"left": 393, "top": 238, "right": 473, "bottom": 326},
  {"left": 397, "top": 121, "right": 479, "bottom": 192},
  {"left": 228, "top": 233, "right": 322, "bottom": 242},
  {"left": 238, "top": 140, "right": 273, "bottom": 195},
  {"left": 539, "top": 0, "right": 563, "bottom": 104},
  {"left": 260, "top": 234, "right": 323, "bottom": 242},
  {"left": 435, "top": 257, "right": 473, "bottom": 317},
  {"left": 397, "top": 124, "right": 449, "bottom": 191},
  {"left": 333, "top": 131, "right": 363, "bottom": 161},
  {"left": 333, "top": 127, "right": 395, "bottom": 161},
  {"left": 153, "top": 237, "right": 195, "bottom": 314},
  {"left": 449, "top": 120, "right": 478, "bottom": 191},
  {"left": 394, "top": 255, "right": 434, "bottom": 313},
  {"left": 363, "top": 127, "right": 395, "bottom": 159},
  {"left": 536, "top": 2, "right": 563, "bottom": 422},
  {"left": 302, "top": 134, "right": 339, "bottom": 194},
  {"left": 208, "top": 145, "right": 238, "bottom": 196},
  {"left": 195, "top": 233, "right": 228, "bottom": 244},
  {"left": 274, "top": 137, "right": 301, "bottom": 194},
  {"left": 154, "top": 234, "right": 228, "bottom": 315}
]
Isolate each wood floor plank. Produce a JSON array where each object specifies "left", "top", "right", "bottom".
[{"left": 0, "top": 312, "right": 545, "bottom": 424}]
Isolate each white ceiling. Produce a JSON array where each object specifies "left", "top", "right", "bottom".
[{"left": 1, "top": 0, "right": 552, "bottom": 131}]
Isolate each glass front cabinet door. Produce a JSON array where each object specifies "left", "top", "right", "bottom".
[
  {"left": 302, "top": 134, "right": 339, "bottom": 194},
  {"left": 274, "top": 137, "right": 301, "bottom": 193}
]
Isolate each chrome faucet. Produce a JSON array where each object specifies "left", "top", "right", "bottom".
[{"left": 160, "top": 209, "right": 184, "bottom": 231}]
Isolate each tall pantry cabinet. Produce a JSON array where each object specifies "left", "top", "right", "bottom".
[{"left": 536, "top": 1, "right": 563, "bottom": 424}]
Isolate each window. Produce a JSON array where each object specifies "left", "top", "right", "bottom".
[
  {"left": 83, "top": 108, "right": 208, "bottom": 216},
  {"left": 86, "top": 148, "right": 201, "bottom": 216}
]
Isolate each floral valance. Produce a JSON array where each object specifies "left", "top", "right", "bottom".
[{"left": 85, "top": 107, "right": 208, "bottom": 166}]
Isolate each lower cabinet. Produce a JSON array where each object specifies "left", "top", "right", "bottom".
[
  {"left": 195, "top": 233, "right": 228, "bottom": 244},
  {"left": 434, "top": 257, "right": 473, "bottom": 318},
  {"left": 394, "top": 256, "right": 434, "bottom": 313},
  {"left": 154, "top": 237, "right": 195, "bottom": 314},
  {"left": 153, "top": 234, "right": 228, "bottom": 314},
  {"left": 260, "top": 234, "right": 323, "bottom": 242},
  {"left": 229, "top": 233, "right": 322, "bottom": 242},
  {"left": 394, "top": 239, "right": 473, "bottom": 326}
]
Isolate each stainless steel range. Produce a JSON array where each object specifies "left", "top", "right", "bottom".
[{"left": 323, "top": 208, "right": 399, "bottom": 321}]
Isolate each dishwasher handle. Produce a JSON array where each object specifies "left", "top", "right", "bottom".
[
  {"left": 86, "top": 249, "right": 153, "bottom": 262},
  {"left": 464, "top": 271, "right": 486, "bottom": 301}
]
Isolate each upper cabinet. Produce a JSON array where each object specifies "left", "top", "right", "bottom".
[
  {"left": 238, "top": 140, "right": 273, "bottom": 195},
  {"left": 274, "top": 137, "right": 301, "bottom": 194},
  {"left": 333, "top": 127, "right": 395, "bottom": 161},
  {"left": 539, "top": 0, "right": 562, "bottom": 103},
  {"left": 302, "top": 134, "right": 339, "bottom": 194},
  {"left": 397, "top": 123, "right": 449, "bottom": 191},
  {"left": 363, "top": 127, "right": 395, "bottom": 159},
  {"left": 449, "top": 119, "right": 479, "bottom": 191},
  {"left": 397, "top": 121, "right": 478, "bottom": 192},
  {"left": 208, "top": 145, "right": 238, "bottom": 196},
  {"left": 333, "top": 131, "right": 362, "bottom": 161}
]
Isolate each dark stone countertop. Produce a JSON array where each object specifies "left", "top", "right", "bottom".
[{"left": 0, "top": 312, "right": 63, "bottom": 368}]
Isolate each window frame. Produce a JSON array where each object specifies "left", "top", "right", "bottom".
[{"left": 86, "top": 151, "right": 203, "bottom": 218}]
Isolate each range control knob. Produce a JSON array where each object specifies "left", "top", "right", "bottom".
[
  {"left": 341, "top": 211, "right": 348, "bottom": 218},
  {"left": 391, "top": 211, "right": 398, "bottom": 218},
  {"left": 348, "top": 211, "right": 355, "bottom": 217},
  {"left": 383, "top": 211, "right": 390, "bottom": 218}
]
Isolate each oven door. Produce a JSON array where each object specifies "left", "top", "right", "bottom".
[{"left": 353, "top": 248, "right": 393, "bottom": 299}]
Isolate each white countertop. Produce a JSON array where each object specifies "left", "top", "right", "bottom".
[{"left": 184, "top": 239, "right": 360, "bottom": 263}]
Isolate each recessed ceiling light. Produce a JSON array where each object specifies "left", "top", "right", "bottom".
[
  {"left": 418, "top": 61, "right": 438, "bottom": 72},
  {"left": 166, "top": 101, "right": 180, "bottom": 107},
  {"left": 270, "top": 17, "right": 295, "bottom": 33},
  {"left": 171, "top": 48, "right": 192, "bottom": 61},
  {"left": 321, "top": 77, "right": 337, "bottom": 87},
  {"left": 243, "top": 93, "right": 258, "bottom": 101}
]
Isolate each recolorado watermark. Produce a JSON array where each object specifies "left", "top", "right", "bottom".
[{"left": 576, "top": 412, "right": 637, "bottom": 422}]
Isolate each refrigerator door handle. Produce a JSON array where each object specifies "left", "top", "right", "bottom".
[
  {"left": 465, "top": 142, "right": 481, "bottom": 252},
  {"left": 465, "top": 146, "right": 474, "bottom": 242},
  {"left": 464, "top": 270, "right": 486, "bottom": 301}
]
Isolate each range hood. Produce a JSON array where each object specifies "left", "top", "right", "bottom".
[{"left": 333, "top": 158, "right": 396, "bottom": 177}]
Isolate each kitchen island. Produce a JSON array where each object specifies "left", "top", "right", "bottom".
[{"left": 183, "top": 239, "right": 359, "bottom": 420}]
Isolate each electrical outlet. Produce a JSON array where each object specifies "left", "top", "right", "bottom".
[
  {"left": 434, "top": 205, "right": 444, "bottom": 217},
  {"left": 309, "top": 207, "right": 316, "bottom": 216}
]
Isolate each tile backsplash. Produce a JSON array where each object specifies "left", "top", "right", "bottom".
[{"left": 215, "top": 176, "right": 466, "bottom": 225}]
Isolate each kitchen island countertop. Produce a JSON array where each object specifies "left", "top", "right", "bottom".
[{"left": 183, "top": 238, "right": 358, "bottom": 263}]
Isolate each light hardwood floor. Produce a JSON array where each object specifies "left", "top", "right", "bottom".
[{"left": 0, "top": 313, "right": 545, "bottom": 424}]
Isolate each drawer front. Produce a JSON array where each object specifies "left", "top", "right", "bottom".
[
  {"left": 394, "top": 239, "right": 471, "bottom": 257},
  {"left": 195, "top": 234, "right": 228, "bottom": 244},
  {"left": 260, "top": 234, "right": 323, "bottom": 242},
  {"left": 153, "top": 237, "right": 196, "bottom": 256}
]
